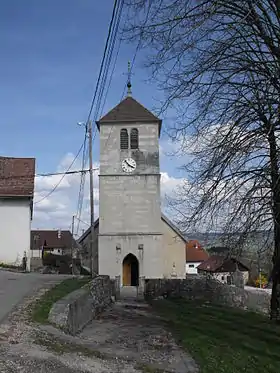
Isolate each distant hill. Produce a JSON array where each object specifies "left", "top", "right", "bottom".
[{"left": 185, "top": 230, "right": 273, "bottom": 252}]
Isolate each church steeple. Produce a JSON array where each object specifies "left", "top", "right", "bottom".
[{"left": 127, "top": 61, "right": 132, "bottom": 97}]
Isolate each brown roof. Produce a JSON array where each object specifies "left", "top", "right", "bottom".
[
  {"left": 197, "top": 255, "right": 249, "bottom": 273},
  {"left": 31, "top": 230, "right": 76, "bottom": 249},
  {"left": 96, "top": 96, "right": 162, "bottom": 134},
  {"left": 186, "top": 240, "right": 209, "bottom": 262},
  {"left": 0, "top": 157, "right": 35, "bottom": 197}
]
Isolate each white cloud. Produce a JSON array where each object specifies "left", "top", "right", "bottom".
[
  {"left": 32, "top": 153, "right": 184, "bottom": 236},
  {"left": 161, "top": 172, "right": 184, "bottom": 195}
]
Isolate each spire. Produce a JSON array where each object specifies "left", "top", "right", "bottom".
[{"left": 127, "top": 61, "right": 132, "bottom": 96}]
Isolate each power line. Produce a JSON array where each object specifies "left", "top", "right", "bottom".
[
  {"left": 75, "top": 0, "right": 124, "bottom": 235},
  {"left": 95, "top": 0, "right": 124, "bottom": 120},
  {"left": 85, "top": 0, "right": 119, "bottom": 125},
  {"left": 119, "top": 1, "right": 152, "bottom": 101},
  {"left": 0, "top": 168, "right": 99, "bottom": 180},
  {"left": 34, "top": 139, "right": 86, "bottom": 206},
  {"left": 102, "top": 2, "right": 152, "bottom": 152},
  {"left": 100, "top": 13, "right": 123, "bottom": 117},
  {"left": 75, "top": 130, "right": 89, "bottom": 234}
]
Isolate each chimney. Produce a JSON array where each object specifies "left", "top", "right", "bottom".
[{"left": 57, "top": 229, "right": 61, "bottom": 239}]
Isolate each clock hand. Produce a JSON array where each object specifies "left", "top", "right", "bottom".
[{"left": 125, "top": 160, "right": 134, "bottom": 168}]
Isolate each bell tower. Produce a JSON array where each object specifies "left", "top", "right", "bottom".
[{"left": 96, "top": 79, "right": 164, "bottom": 286}]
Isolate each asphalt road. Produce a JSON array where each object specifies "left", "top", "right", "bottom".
[{"left": 0, "top": 270, "right": 70, "bottom": 323}]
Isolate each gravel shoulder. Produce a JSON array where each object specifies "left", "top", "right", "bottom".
[{"left": 0, "top": 277, "right": 198, "bottom": 373}]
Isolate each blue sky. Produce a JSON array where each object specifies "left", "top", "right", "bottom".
[{"left": 0, "top": 0, "right": 184, "bottom": 231}]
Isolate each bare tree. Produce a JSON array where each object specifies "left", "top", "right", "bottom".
[{"left": 124, "top": 0, "right": 280, "bottom": 320}]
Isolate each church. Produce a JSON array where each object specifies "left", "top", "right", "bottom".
[{"left": 78, "top": 87, "right": 186, "bottom": 290}]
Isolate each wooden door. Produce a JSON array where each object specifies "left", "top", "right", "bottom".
[{"left": 123, "top": 260, "right": 131, "bottom": 286}]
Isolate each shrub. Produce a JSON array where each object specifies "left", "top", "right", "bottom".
[{"left": 255, "top": 274, "right": 268, "bottom": 288}]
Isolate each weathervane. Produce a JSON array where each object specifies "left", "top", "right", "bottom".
[{"left": 126, "top": 61, "right": 132, "bottom": 96}]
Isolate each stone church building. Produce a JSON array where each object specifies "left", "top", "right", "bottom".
[{"left": 78, "top": 93, "right": 186, "bottom": 289}]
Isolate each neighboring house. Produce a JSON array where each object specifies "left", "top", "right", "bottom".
[
  {"left": 0, "top": 157, "right": 35, "bottom": 270},
  {"left": 30, "top": 229, "right": 78, "bottom": 258},
  {"left": 197, "top": 255, "right": 250, "bottom": 285},
  {"left": 78, "top": 213, "right": 187, "bottom": 284},
  {"left": 186, "top": 240, "right": 209, "bottom": 274}
]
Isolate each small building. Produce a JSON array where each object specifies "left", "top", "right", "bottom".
[
  {"left": 78, "top": 214, "right": 187, "bottom": 285},
  {"left": 186, "top": 240, "right": 209, "bottom": 274},
  {"left": 30, "top": 229, "right": 78, "bottom": 269},
  {"left": 197, "top": 255, "right": 250, "bottom": 285},
  {"left": 0, "top": 156, "right": 35, "bottom": 270}
]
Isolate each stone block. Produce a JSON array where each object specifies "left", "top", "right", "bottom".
[
  {"left": 48, "top": 275, "right": 113, "bottom": 335},
  {"left": 144, "top": 275, "right": 270, "bottom": 315}
]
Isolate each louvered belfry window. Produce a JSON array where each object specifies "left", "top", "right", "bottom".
[
  {"left": 130, "top": 128, "right": 139, "bottom": 149},
  {"left": 120, "top": 129, "right": 129, "bottom": 149}
]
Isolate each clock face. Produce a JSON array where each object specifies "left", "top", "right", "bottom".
[{"left": 122, "top": 158, "right": 137, "bottom": 173}]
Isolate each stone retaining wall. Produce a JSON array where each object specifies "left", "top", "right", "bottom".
[
  {"left": 48, "top": 275, "right": 112, "bottom": 335},
  {"left": 145, "top": 276, "right": 271, "bottom": 315},
  {"left": 30, "top": 257, "right": 42, "bottom": 270}
]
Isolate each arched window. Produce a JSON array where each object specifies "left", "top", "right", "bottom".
[
  {"left": 130, "top": 128, "right": 139, "bottom": 149},
  {"left": 120, "top": 129, "right": 129, "bottom": 149}
]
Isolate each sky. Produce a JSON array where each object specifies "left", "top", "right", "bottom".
[{"left": 0, "top": 0, "right": 185, "bottom": 236}]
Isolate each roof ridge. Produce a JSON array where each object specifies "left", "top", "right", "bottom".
[
  {"left": 97, "top": 96, "right": 161, "bottom": 125},
  {"left": 125, "top": 96, "right": 159, "bottom": 120}
]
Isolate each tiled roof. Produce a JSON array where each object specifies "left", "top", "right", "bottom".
[
  {"left": 0, "top": 157, "right": 35, "bottom": 197},
  {"left": 197, "top": 255, "right": 249, "bottom": 272},
  {"left": 96, "top": 96, "right": 162, "bottom": 133},
  {"left": 31, "top": 230, "right": 76, "bottom": 249},
  {"left": 186, "top": 240, "right": 209, "bottom": 262}
]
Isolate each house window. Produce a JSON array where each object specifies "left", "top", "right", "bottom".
[
  {"left": 120, "top": 129, "right": 129, "bottom": 149},
  {"left": 130, "top": 128, "right": 139, "bottom": 149},
  {"left": 189, "top": 264, "right": 195, "bottom": 268},
  {"left": 221, "top": 276, "right": 225, "bottom": 281}
]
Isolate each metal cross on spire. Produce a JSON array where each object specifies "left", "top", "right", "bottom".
[{"left": 126, "top": 61, "right": 132, "bottom": 96}]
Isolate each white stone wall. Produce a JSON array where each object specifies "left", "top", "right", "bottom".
[
  {"left": 186, "top": 262, "right": 201, "bottom": 275},
  {"left": 161, "top": 219, "right": 186, "bottom": 279},
  {"left": 99, "top": 175, "right": 161, "bottom": 234},
  {"left": 208, "top": 271, "right": 249, "bottom": 285},
  {"left": 99, "top": 234, "right": 164, "bottom": 282},
  {"left": 0, "top": 198, "right": 31, "bottom": 269},
  {"left": 98, "top": 121, "right": 164, "bottom": 279}
]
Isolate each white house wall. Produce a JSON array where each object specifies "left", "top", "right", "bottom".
[
  {"left": 161, "top": 218, "right": 186, "bottom": 279},
  {"left": 211, "top": 271, "right": 249, "bottom": 284},
  {"left": 98, "top": 216, "right": 186, "bottom": 282},
  {"left": 186, "top": 262, "right": 201, "bottom": 275},
  {"left": 0, "top": 198, "right": 31, "bottom": 268},
  {"left": 99, "top": 234, "right": 164, "bottom": 283}
]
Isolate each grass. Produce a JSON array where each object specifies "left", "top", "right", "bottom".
[
  {"left": 152, "top": 298, "right": 280, "bottom": 373},
  {"left": 31, "top": 277, "right": 91, "bottom": 324},
  {"left": 0, "top": 262, "right": 21, "bottom": 270}
]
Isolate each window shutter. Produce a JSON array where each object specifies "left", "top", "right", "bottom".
[
  {"left": 120, "top": 129, "right": 129, "bottom": 149},
  {"left": 130, "top": 128, "right": 139, "bottom": 149}
]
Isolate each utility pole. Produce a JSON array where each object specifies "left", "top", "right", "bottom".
[
  {"left": 88, "top": 120, "right": 95, "bottom": 278},
  {"left": 71, "top": 215, "right": 75, "bottom": 276}
]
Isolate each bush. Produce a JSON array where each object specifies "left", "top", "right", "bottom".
[
  {"left": 255, "top": 274, "right": 268, "bottom": 288},
  {"left": 0, "top": 262, "right": 20, "bottom": 270}
]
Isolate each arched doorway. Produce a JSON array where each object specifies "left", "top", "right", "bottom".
[{"left": 122, "top": 254, "right": 139, "bottom": 286}]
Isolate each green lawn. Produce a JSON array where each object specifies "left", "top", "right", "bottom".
[
  {"left": 152, "top": 299, "right": 280, "bottom": 373},
  {"left": 31, "top": 277, "right": 91, "bottom": 324}
]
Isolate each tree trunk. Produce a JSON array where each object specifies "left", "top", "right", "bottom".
[{"left": 267, "top": 125, "right": 280, "bottom": 321}]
